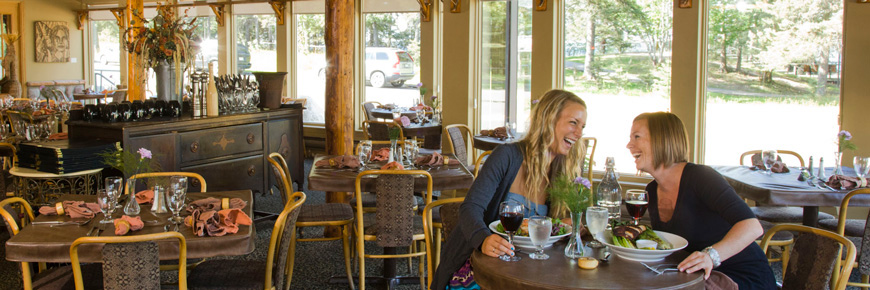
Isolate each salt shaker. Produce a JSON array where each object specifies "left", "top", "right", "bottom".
[{"left": 817, "top": 157, "right": 827, "bottom": 182}]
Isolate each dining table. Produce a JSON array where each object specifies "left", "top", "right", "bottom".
[
  {"left": 472, "top": 242, "right": 704, "bottom": 290},
  {"left": 5, "top": 190, "right": 255, "bottom": 264},
  {"left": 370, "top": 108, "right": 419, "bottom": 120},
  {"left": 473, "top": 135, "right": 519, "bottom": 151},
  {"left": 401, "top": 122, "right": 442, "bottom": 150},
  {"left": 712, "top": 165, "right": 864, "bottom": 226},
  {"left": 72, "top": 93, "right": 108, "bottom": 105}
]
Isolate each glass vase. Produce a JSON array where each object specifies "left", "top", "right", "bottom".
[
  {"left": 834, "top": 151, "right": 844, "bottom": 176},
  {"left": 564, "top": 211, "right": 585, "bottom": 258},
  {"left": 123, "top": 178, "right": 140, "bottom": 216}
]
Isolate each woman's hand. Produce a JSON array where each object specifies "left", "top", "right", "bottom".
[
  {"left": 482, "top": 234, "right": 515, "bottom": 258},
  {"left": 678, "top": 251, "right": 713, "bottom": 279}
]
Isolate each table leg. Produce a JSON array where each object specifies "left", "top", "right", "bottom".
[
  {"left": 327, "top": 246, "right": 423, "bottom": 290},
  {"left": 803, "top": 206, "right": 819, "bottom": 227}
]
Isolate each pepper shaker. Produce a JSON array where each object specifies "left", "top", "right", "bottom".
[{"left": 818, "top": 157, "right": 827, "bottom": 181}]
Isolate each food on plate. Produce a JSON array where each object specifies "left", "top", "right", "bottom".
[
  {"left": 577, "top": 257, "right": 599, "bottom": 269},
  {"left": 611, "top": 225, "right": 673, "bottom": 250},
  {"left": 495, "top": 217, "right": 570, "bottom": 237}
]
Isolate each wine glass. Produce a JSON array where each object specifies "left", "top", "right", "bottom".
[
  {"left": 168, "top": 176, "right": 188, "bottom": 224},
  {"left": 391, "top": 108, "right": 402, "bottom": 120},
  {"left": 105, "top": 176, "right": 123, "bottom": 209},
  {"left": 854, "top": 157, "right": 870, "bottom": 179},
  {"left": 97, "top": 189, "right": 115, "bottom": 224},
  {"left": 498, "top": 200, "right": 524, "bottom": 262},
  {"left": 761, "top": 150, "right": 778, "bottom": 175},
  {"left": 358, "top": 140, "right": 372, "bottom": 169},
  {"left": 527, "top": 215, "right": 551, "bottom": 260},
  {"left": 585, "top": 206, "right": 609, "bottom": 248},
  {"left": 625, "top": 190, "right": 649, "bottom": 226},
  {"left": 415, "top": 109, "right": 425, "bottom": 123}
]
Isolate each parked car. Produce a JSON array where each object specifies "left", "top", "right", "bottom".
[
  {"left": 317, "top": 47, "right": 416, "bottom": 88},
  {"left": 195, "top": 39, "right": 251, "bottom": 71}
]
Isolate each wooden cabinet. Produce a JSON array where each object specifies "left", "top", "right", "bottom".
[{"left": 68, "top": 108, "right": 304, "bottom": 196}]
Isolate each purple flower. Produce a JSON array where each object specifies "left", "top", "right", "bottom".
[
  {"left": 137, "top": 148, "right": 152, "bottom": 159},
  {"left": 839, "top": 130, "right": 852, "bottom": 141},
  {"left": 574, "top": 177, "right": 592, "bottom": 189},
  {"left": 431, "top": 95, "right": 437, "bottom": 100},
  {"left": 532, "top": 99, "right": 539, "bottom": 105},
  {"left": 417, "top": 82, "right": 423, "bottom": 88}
]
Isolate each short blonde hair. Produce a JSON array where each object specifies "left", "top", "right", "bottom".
[{"left": 633, "top": 112, "right": 688, "bottom": 169}]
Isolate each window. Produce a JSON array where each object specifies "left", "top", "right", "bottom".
[
  {"left": 235, "top": 4, "right": 277, "bottom": 74},
  {"left": 295, "top": 12, "right": 326, "bottom": 123},
  {"left": 91, "top": 20, "right": 121, "bottom": 92},
  {"left": 362, "top": 9, "right": 421, "bottom": 108},
  {"left": 563, "top": 0, "right": 673, "bottom": 172},
  {"left": 190, "top": 16, "right": 218, "bottom": 71},
  {"left": 703, "top": 0, "right": 842, "bottom": 165}
]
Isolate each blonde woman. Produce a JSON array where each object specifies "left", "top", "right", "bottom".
[{"left": 431, "top": 89, "right": 588, "bottom": 290}]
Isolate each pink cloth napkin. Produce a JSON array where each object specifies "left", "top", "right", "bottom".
[
  {"left": 480, "top": 127, "right": 508, "bottom": 139},
  {"left": 314, "top": 155, "right": 361, "bottom": 169},
  {"left": 394, "top": 116, "right": 411, "bottom": 127},
  {"left": 750, "top": 153, "right": 789, "bottom": 173},
  {"left": 114, "top": 215, "right": 144, "bottom": 235},
  {"left": 380, "top": 161, "right": 405, "bottom": 170},
  {"left": 410, "top": 105, "right": 431, "bottom": 111},
  {"left": 135, "top": 189, "right": 154, "bottom": 204},
  {"left": 370, "top": 148, "right": 391, "bottom": 162},
  {"left": 186, "top": 197, "right": 247, "bottom": 213},
  {"left": 827, "top": 175, "right": 868, "bottom": 190},
  {"left": 376, "top": 104, "right": 397, "bottom": 110},
  {"left": 184, "top": 208, "right": 252, "bottom": 237},
  {"left": 38, "top": 201, "right": 101, "bottom": 218},
  {"left": 414, "top": 152, "right": 460, "bottom": 167}
]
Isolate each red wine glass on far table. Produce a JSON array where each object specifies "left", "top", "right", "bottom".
[
  {"left": 625, "top": 189, "right": 649, "bottom": 226},
  {"left": 498, "top": 200, "right": 524, "bottom": 262}
]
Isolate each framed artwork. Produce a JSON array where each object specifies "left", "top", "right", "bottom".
[
  {"left": 679, "top": 0, "right": 692, "bottom": 8},
  {"left": 34, "top": 21, "right": 70, "bottom": 63}
]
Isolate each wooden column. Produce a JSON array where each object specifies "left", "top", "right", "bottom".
[
  {"left": 126, "top": 0, "right": 145, "bottom": 100},
  {"left": 324, "top": 0, "right": 354, "bottom": 204}
]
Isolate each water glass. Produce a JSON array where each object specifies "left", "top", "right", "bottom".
[
  {"left": 415, "top": 109, "right": 425, "bottom": 123},
  {"left": 359, "top": 140, "right": 373, "bottom": 168},
  {"left": 391, "top": 108, "right": 402, "bottom": 119},
  {"left": 527, "top": 216, "right": 552, "bottom": 260},
  {"left": 585, "top": 207, "right": 609, "bottom": 248},
  {"left": 105, "top": 176, "right": 123, "bottom": 209},
  {"left": 167, "top": 178, "right": 187, "bottom": 225},
  {"left": 761, "top": 150, "right": 778, "bottom": 175},
  {"left": 97, "top": 189, "right": 115, "bottom": 223},
  {"left": 854, "top": 157, "right": 870, "bottom": 179}
]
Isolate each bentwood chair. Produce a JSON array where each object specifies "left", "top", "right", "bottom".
[
  {"left": 445, "top": 124, "right": 476, "bottom": 168},
  {"left": 71, "top": 232, "right": 188, "bottom": 290},
  {"left": 361, "top": 101, "right": 382, "bottom": 121},
  {"left": 362, "top": 120, "right": 405, "bottom": 141},
  {"left": 1, "top": 197, "right": 58, "bottom": 290},
  {"left": 188, "top": 191, "right": 306, "bottom": 290},
  {"left": 126, "top": 172, "right": 207, "bottom": 195},
  {"left": 760, "top": 224, "right": 856, "bottom": 290},
  {"left": 581, "top": 137, "right": 597, "bottom": 183},
  {"left": 826, "top": 188, "right": 870, "bottom": 289},
  {"left": 0, "top": 142, "right": 16, "bottom": 196},
  {"left": 354, "top": 170, "right": 433, "bottom": 290},
  {"left": 473, "top": 150, "right": 492, "bottom": 178},
  {"left": 268, "top": 153, "right": 354, "bottom": 289},
  {"left": 423, "top": 197, "right": 464, "bottom": 286}
]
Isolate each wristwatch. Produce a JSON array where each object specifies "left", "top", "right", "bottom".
[{"left": 703, "top": 246, "right": 721, "bottom": 268}]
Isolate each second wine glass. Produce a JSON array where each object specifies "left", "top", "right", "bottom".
[
  {"left": 625, "top": 189, "right": 649, "bottom": 226},
  {"left": 498, "top": 200, "right": 524, "bottom": 262}
]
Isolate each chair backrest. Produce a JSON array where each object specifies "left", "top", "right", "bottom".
[
  {"left": 354, "top": 170, "right": 433, "bottom": 246},
  {"left": 739, "top": 150, "right": 805, "bottom": 167},
  {"left": 760, "top": 224, "right": 855, "bottom": 290},
  {"left": 0, "top": 142, "right": 16, "bottom": 170},
  {"left": 422, "top": 197, "right": 464, "bottom": 286},
  {"left": 0, "top": 197, "right": 34, "bottom": 236},
  {"left": 835, "top": 188, "right": 870, "bottom": 276},
  {"left": 361, "top": 101, "right": 381, "bottom": 121},
  {"left": 362, "top": 120, "right": 404, "bottom": 141},
  {"left": 127, "top": 172, "right": 207, "bottom": 195},
  {"left": 445, "top": 124, "right": 474, "bottom": 167},
  {"left": 267, "top": 152, "right": 294, "bottom": 205},
  {"left": 473, "top": 150, "right": 492, "bottom": 178},
  {"left": 581, "top": 137, "right": 597, "bottom": 183},
  {"left": 70, "top": 231, "right": 188, "bottom": 290},
  {"left": 267, "top": 191, "right": 305, "bottom": 290}
]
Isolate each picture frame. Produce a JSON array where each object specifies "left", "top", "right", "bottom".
[{"left": 34, "top": 21, "right": 70, "bottom": 63}]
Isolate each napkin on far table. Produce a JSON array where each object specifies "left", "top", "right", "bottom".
[
  {"left": 380, "top": 161, "right": 405, "bottom": 170},
  {"left": 827, "top": 175, "right": 868, "bottom": 190},
  {"left": 410, "top": 105, "right": 431, "bottom": 111},
  {"left": 135, "top": 189, "right": 155, "bottom": 204},
  {"left": 114, "top": 215, "right": 144, "bottom": 235},
  {"left": 394, "top": 116, "right": 411, "bottom": 127},
  {"left": 414, "top": 152, "right": 460, "bottom": 167},
  {"left": 186, "top": 197, "right": 247, "bottom": 213},
  {"left": 750, "top": 153, "right": 789, "bottom": 173},
  {"left": 314, "top": 155, "right": 361, "bottom": 169},
  {"left": 38, "top": 201, "right": 101, "bottom": 219},
  {"left": 370, "top": 148, "right": 391, "bottom": 162},
  {"left": 480, "top": 127, "right": 508, "bottom": 139},
  {"left": 184, "top": 208, "right": 252, "bottom": 237}
]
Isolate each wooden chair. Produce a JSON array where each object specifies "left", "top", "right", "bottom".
[
  {"left": 71, "top": 232, "right": 188, "bottom": 290},
  {"left": 353, "top": 141, "right": 411, "bottom": 214},
  {"left": 826, "top": 188, "right": 870, "bottom": 289},
  {"left": 760, "top": 224, "right": 856, "bottom": 290},
  {"left": 362, "top": 120, "right": 404, "bottom": 141},
  {"left": 353, "top": 170, "right": 433, "bottom": 290},
  {"left": 0, "top": 197, "right": 51, "bottom": 290},
  {"left": 423, "top": 197, "right": 464, "bottom": 286},
  {"left": 445, "top": 124, "right": 476, "bottom": 168},
  {"left": 581, "top": 137, "right": 597, "bottom": 183},
  {"left": 268, "top": 153, "right": 354, "bottom": 290},
  {"left": 473, "top": 150, "right": 492, "bottom": 178},
  {"left": 0, "top": 142, "right": 16, "bottom": 196},
  {"left": 188, "top": 191, "right": 306, "bottom": 290},
  {"left": 126, "top": 172, "right": 207, "bottom": 195},
  {"left": 361, "top": 101, "right": 382, "bottom": 121},
  {"left": 739, "top": 150, "right": 805, "bottom": 167}
]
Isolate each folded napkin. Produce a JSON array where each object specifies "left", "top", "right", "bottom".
[
  {"left": 314, "top": 155, "right": 361, "bottom": 169},
  {"left": 47, "top": 132, "right": 68, "bottom": 140},
  {"left": 114, "top": 215, "right": 144, "bottom": 236},
  {"left": 184, "top": 208, "right": 252, "bottom": 237},
  {"left": 38, "top": 201, "right": 101, "bottom": 219},
  {"left": 414, "top": 152, "right": 460, "bottom": 167},
  {"left": 827, "top": 175, "right": 868, "bottom": 190},
  {"left": 750, "top": 154, "right": 789, "bottom": 173},
  {"left": 381, "top": 161, "right": 405, "bottom": 170},
  {"left": 135, "top": 189, "right": 154, "bottom": 204},
  {"left": 377, "top": 104, "right": 397, "bottom": 110},
  {"left": 186, "top": 197, "right": 247, "bottom": 213},
  {"left": 394, "top": 116, "right": 411, "bottom": 127},
  {"left": 370, "top": 148, "right": 391, "bottom": 162},
  {"left": 410, "top": 105, "right": 431, "bottom": 111},
  {"left": 480, "top": 127, "right": 508, "bottom": 139}
]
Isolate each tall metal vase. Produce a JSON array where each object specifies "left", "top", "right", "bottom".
[{"left": 154, "top": 60, "right": 183, "bottom": 102}]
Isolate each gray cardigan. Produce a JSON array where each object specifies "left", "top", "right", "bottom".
[{"left": 430, "top": 142, "right": 525, "bottom": 290}]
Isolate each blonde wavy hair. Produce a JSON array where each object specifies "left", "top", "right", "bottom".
[{"left": 519, "top": 89, "right": 587, "bottom": 218}]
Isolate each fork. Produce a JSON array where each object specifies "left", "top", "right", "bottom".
[{"left": 641, "top": 263, "right": 680, "bottom": 275}]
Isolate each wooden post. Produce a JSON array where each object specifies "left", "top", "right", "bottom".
[
  {"left": 324, "top": 0, "right": 354, "bottom": 205},
  {"left": 126, "top": 0, "right": 145, "bottom": 101}
]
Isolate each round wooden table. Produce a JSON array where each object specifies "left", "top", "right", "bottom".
[
  {"left": 471, "top": 243, "right": 704, "bottom": 290},
  {"left": 473, "top": 135, "right": 518, "bottom": 151}
]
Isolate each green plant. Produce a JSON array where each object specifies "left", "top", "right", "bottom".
[
  {"left": 99, "top": 147, "right": 160, "bottom": 179},
  {"left": 548, "top": 175, "right": 593, "bottom": 214},
  {"left": 838, "top": 130, "right": 857, "bottom": 153}
]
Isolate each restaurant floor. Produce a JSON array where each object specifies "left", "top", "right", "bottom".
[{"left": 0, "top": 158, "right": 855, "bottom": 289}]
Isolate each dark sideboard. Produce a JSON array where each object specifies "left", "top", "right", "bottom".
[{"left": 68, "top": 108, "right": 304, "bottom": 197}]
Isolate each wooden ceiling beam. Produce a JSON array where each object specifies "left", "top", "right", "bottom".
[{"left": 77, "top": 0, "right": 290, "bottom": 13}]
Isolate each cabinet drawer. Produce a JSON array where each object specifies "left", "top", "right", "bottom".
[
  {"left": 181, "top": 155, "right": 265, "bottom": 195},
  {"left": 180, "top": 123, "right": 263, "bottom": 163}
]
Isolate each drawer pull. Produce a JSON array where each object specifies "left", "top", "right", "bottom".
[
  {"left": 190, "top": 142, "right": 199, "bottom": 153},
  {"left": 248, "top": 166, "right": 256, "bottom": 176},
  {"left": 247, "top": 133, "right": 255, "bottom": 144}
]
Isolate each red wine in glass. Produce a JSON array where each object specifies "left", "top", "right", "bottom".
[
  {"left": 625, "top": 190, "right": 649, "bottom": 225},
  {"left": 499, "top": 212, "right": 524, "bottom": 232},
  {"left": 498, "top": 200, "right": 524, "bottom": 262}
]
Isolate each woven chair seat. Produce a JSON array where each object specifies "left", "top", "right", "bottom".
[
  {"left": 751, "top": 206, "right": 834, "bottom": 223},
  {"left": 299, "top": 203, "right": 353, "bottom": 223},
  {"left": 188, "top": 260, "right": 265, "bottom": 290},
  {"left": 759, "top": 220, "right": 794, "bottom": 241},
  {"left": 364, "top": 215, "right": 425, "bottom": 236},
  {"left": 32, "top": 264, "right": 103, "bottom": 290},
  {"left": 818, "top": 218, "right": 865, "bottom": 237}
]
